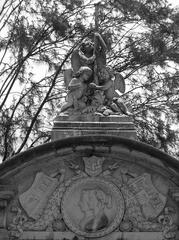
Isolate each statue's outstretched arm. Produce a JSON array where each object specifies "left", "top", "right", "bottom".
[
  {"left": 94, "top": 32, "right": 107, "bottom": 51},
  {"left": 90, "top": 80, "right": 112, "bottom": 91}
]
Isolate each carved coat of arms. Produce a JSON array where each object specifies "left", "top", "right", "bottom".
[
  {"left": 19, "top": 172, "right": 58, "bottom": 220},
  {"left": 83, "top": 156, "right": 105, "bottom": 177},
  {"left": 128, "top": 173, "right": 166, "bottom": 219}
]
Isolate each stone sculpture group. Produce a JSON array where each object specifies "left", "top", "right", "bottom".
[{"left": 58, "top": 32, "right": 131, "bottom": 118}]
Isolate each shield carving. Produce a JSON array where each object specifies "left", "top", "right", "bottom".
[
  {"left": 19, "top": 172, "right": 58, "bottom": 220},
  {"left": 129, "top": 173, "right": 166, "bottom": 219},
  {"left": 83, "top": 156, "right": 105, "bottom": 177}
]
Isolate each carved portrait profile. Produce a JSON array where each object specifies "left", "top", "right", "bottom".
[
  {"left": 78, "top": 188, "right": 112, "bottom": 232},
  {"left": 61, "top": 178, "right": 125, "bottom": 238}
]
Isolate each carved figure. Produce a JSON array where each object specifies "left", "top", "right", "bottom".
[
  {"left": 57, "top": 3, "right": 133, "bottom": 117},
  {"left": 71, "top": 32, "right": 106, "bottom": 73},
  {"left": 89, "top": 67, "right": 130, "bottom": 115},
  {"left": 71, "top": 38, "right": 95, "bottom": 75},
  {"left": 71, "top": 32, "right": 107, "bottom": 86},
  {"left": 89, "top": 67, "right": 114, "bottom": 101},
  {"left": 61, "top": 177, "right": 124, "bottom": 238},
  {"left": 60, "top": 66, "right": 92, "bottom": 112},
  {"left": 78, "top": 189, "right": 112, "bottom": 232}
]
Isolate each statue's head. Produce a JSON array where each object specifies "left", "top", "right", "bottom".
[
  {"left": 99, "top": 67, "right": 113, "bottom": 83},
  {"left": 75, "top": 66, "right": 92, "bottom": 81},
  {"left": 81, "top": 38, "right": 94, "bottom": 52}
]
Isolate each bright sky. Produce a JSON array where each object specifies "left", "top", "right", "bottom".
[
  {"left": 0, "top": 0, "right": 178, "bottom": 8},
  {"left": 168, "top": 0, "right": 179, "bottom": 6}
]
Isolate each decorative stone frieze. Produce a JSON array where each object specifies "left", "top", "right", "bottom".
[{"left": 0, "top": 136, "right": 178, "bottom": 240}]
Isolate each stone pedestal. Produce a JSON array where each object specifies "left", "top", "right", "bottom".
[
  {"left": 0, "top": 230, "right": 9, "bottom": 240},
  {"left": 51, "top": 115, "right": 136, "bottom": 141}
]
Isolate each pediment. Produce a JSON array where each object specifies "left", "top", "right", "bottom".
[{"left": 0, "top": 136, "right": 178, "bottom": 240}]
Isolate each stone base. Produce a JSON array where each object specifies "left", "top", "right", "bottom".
[
  {"left": 0, "top": 229, "right": 8, "bottom": 240},
  {"left": 18, "top": 231, "right": 179, "bottom": 240},
  {"left": 51, "top": 115, "right": 136, "bottom": 141}
]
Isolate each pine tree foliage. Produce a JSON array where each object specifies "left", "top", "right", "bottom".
[{"left": 0, "top": 0, "right": 179, "bottom": 161}]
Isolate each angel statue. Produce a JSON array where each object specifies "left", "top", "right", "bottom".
[
  {"left": 61, "top": 32, "right": 108, "bottom": 115},
  {"left": 70, "top": 32, "right": 107, "bottom": 85},
  {"left": 71, "top": 37, "right": 96, "bottom": 74},
  {"left": 60, "top": 66, "right": 92, "bottom": 113},
  {"left": 89, "top": 67, "right": 131, "bottom": 116},
  {"left": 59, "top": 2, "right": 132, "bottom": 117}
]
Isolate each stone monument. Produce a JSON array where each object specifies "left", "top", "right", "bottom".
[
  {"left": 0, "top": 4, "right": 178, "bottom": 240},
  {"left": 52, "top": 4, "right": 135, "bottom": 141}
]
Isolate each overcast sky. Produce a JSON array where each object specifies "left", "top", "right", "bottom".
[
  {"left": 168, "top": 0, "right": 179, "bottom": 7},
  {"left": 0, "top": 0, "right": 179, "bottom": 9}
]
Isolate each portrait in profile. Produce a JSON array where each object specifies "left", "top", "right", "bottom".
[
  {"left": 61, "top": 178, "right": 125, "bottom": 238},
  {"left": 78, "top": 188, "right": 112, "bottom": 232}
]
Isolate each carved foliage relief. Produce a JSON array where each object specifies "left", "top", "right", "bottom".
[{"left": 7, "top": 156, "right": 179, "bottom": 239}]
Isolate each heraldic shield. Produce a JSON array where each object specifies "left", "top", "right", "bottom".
[
  {"left": 83, "top": 156, "right": 105, "bottom": 177},
  {"left": 19, "top": 172, "right": 58, "bottom": 220}
]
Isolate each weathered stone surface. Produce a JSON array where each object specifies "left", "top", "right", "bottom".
[
  {"left": 0, "top": 229, "right": 9, "bottom": 240},
  {"left": 0, "top": 136, "right": 178, "bottom": 240},
  {"left": 18, "top": 231, "right": 176, "bottom": 240},
  {"left": 19, "top": 172, "right": 58, "bottom": 220},
  {"left": 52, "top": 115, "right": 136, "bottom": 141}
]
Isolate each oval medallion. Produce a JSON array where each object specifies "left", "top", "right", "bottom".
[{"left": 61, "top": 177, "right": 125, "bottom": 238}]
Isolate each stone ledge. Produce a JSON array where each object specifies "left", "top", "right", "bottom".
[
  {"left": 53, "top": 121, "right": 134, "bottom": 129},
  {"left": 51, "top": 129, "right": 136, "bottom": 141},
  {"left": 54, "top": 114, "right": 133, "bottom": 122},
  {"left": 52, "top": 115, "right": 136, "bottom": 141},
  {"left": 17, "top": 231, "right": 179, "bottom": 240}
]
